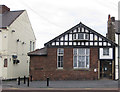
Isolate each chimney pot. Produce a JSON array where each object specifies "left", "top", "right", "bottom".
[
  {"left": 111, "top": 17, "right": 115, "bottom": 22},
  {"left": 108, "top": 14, "right": 111, "bottom": 20}
]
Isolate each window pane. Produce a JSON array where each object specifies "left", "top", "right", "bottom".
[
  {"left": 74, "top": 49, "right": 77, "bottom": 55},
  {"left": 4, "top": 59, "right": 7, "bottom": 67},
  {"left": 74, "top": 56, "right": 77, "bottom": 67},
  {"left": 82, "top": 56, "right": 85, "bottom": 61},
  {"left": 58, "top": 62, "right": 60, "bottom": 67},
  {"left": 73, "top": 34, "right": 76, "bottom": 39},
  {"left": 61, "top": 56, "right": 63, "bottom": 62},
  {"left": 85, "top": 34, "right": 89, "bottom": 39},
  {"left": 78, "top": 33, "right": 84, "bottom": 39},
  {"left": 58, "top": 48, "right": 64, "bottom": 55},
  {"left": 78, "top": 56, "right": 82, "bottom": 67},
  {"left": 58, "top": 56, "right": 60, "bottom": 61},
  {"left": 78, "top": 61, "right": 81, "bottom": 67},
  {"left": 61, "top": 61, "right": 63, "bottom": 67},
  {"left": 103, "top": 48, "right": 109, "bottom": 55},
  {"left": 86, "top": 49, "right": 89, "bottom": 55},
  {"left": 78, "top": 49, "right": 85, "bottom": 55},
  {"left": 81, "top": 62, "right": 85, "bottom": 67},
  {"left": 86, "top": 56, "right": 89, "bottom": 68}
]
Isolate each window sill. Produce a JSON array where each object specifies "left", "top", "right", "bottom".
[
  {"left": 56, "top": 68, "right": 64, "bottom": 70},
  {"left": 73, "top": 68, "right": 89, "bottom": 71}
]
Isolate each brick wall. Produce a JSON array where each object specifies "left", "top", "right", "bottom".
[{"left": 30, "top": 48, "right": 98, "bottom": 80}]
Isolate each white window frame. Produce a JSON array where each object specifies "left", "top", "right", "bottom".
[
  {"left": 57, "top": 48, "right": 64, "bottom": 69},
  {"left": 73, "top": 48, "right": 90, "bottom": 69}
]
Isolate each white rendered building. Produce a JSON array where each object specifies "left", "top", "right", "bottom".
[{"left": 0, "top": 5, "right": 36, "bottom": 79}]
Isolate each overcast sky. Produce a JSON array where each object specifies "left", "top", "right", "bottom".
[{"left": 1, "top": 0, "right": 120, "bottom": 49}]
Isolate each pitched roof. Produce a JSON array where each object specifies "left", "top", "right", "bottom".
[
  {"left": 28, "top": 48, "right": 47, "bottom": 56},
  {"left": 0, "top": 6, "right": 24, "bottom": 28},
  {"left": 44, "top": 22, "right": 117, "bottom": 47}
]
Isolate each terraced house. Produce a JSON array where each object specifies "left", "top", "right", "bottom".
[
  {"left": 0, "top": 5, "right": 36, "bottom": 79},
  {"left": 29, "top": 20, "right": 118, "bottom": 80}
]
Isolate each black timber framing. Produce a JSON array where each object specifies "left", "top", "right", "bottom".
[{"left": 44, "top": 22, "right": 117, "bottom": 48}]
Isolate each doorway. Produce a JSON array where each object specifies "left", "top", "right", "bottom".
[{"left": 100, "top": 60, "right": 112, "bottom": 79}]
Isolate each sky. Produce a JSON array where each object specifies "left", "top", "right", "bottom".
[{"left": 0, "top": 0, "right": 120, "bottom": 49}]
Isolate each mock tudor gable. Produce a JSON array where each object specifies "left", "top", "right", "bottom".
[{"left": 45, "top": 22, "right": 116, "bottom": 48}]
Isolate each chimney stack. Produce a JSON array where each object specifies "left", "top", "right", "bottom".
[
  {"left": 0, "top": 5, "right": 10, "bottom": 14},
  {"left": 107, "top": 14, "right": 115, "bottom": 42}
]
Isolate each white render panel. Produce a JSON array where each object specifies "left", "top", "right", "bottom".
[
  {"left": 99, "top": 48, "right": 113, "bottom": 59},
  {"left": 115, "top": 34, "right": 118, "bottom": 44}
]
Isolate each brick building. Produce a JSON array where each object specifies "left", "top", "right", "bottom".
[{"left": 28, "top": 22, "right": 117, "bottom": 80}]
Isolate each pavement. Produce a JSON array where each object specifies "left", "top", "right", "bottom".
[
  {"left": 2, "top": 79, "right": 119, "bottom": 88},
  {"left": 1, "top": 79, "right": 120, "bottom": 92}
]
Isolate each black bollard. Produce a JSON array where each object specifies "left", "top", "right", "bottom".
[
  {"left": 27, "top": 77, "right": 29, "bottom": 87},
  {"left": 18, "top": 77, "right": 20, "bottom": 85},
  {"left": 47, "top": 77, "right": 49, "bottom": 87},
  {"left": 24, "top": 76, "right": 26, "bottom": 84},
  {"left": 30, "top": 75, "right": 32, "bottom": 82}
]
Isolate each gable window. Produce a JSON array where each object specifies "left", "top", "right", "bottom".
[
  {"left": 4, "top": 58, "right": 8, "bottom": 67},
  {"left": 73, "top": 48, "right": 90, "bottom": 69},
  {"left": 57, "top": 48, "right": 64, "bottom": 69},
  {"left": 73, "top": 33, "right": 89, "bottom": 40},
  {"left": 33, "top": 42, "right": 35, "bottom": 51},
  {"left": 103, "top": 48, "right": 109, "bottom": 56}
]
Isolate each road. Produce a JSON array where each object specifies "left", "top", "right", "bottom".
[{"left": 2, "top": 88, "right": 119, "bottom": 92}]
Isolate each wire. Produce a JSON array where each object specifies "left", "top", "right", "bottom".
[{"left": 18, "top": 0, "right": 64, "bottom": 30}]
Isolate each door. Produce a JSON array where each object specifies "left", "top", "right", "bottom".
[{"left": 100, "top": 61, "right": 112, "bottom": 79}]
